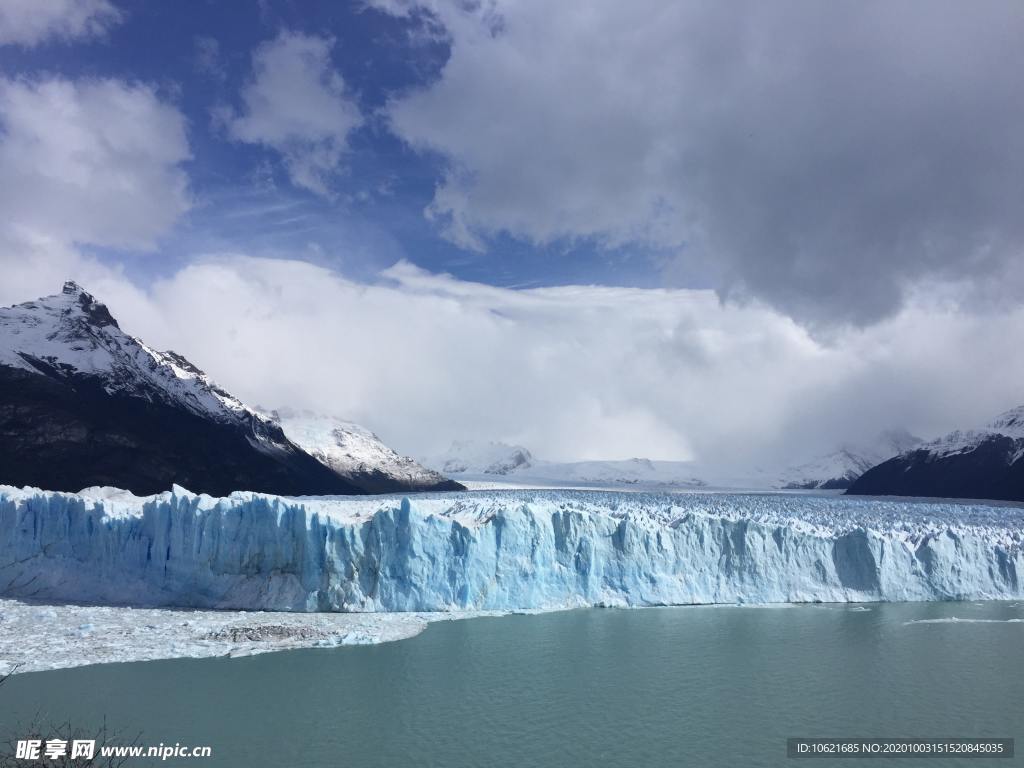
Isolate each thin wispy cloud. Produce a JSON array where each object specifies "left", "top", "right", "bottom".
[{"left": 0, "top": 0, "right": 121, "bottom": 47}]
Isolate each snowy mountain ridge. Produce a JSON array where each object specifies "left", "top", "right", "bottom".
[
  {"left": 848, "top": 405, "right": 1024, "bottom": 501},
  {"left": 269, "top": 409, "right": 461, "bottom": 492},
  {"left": 781, "top": 429, "right": 923, "bottom": 489},
  {"left": 922, "top": 406, "right": 1024, "bottom": 459},
  {"left": 0, "top": 282, "right": 257, "bottom": 428}
]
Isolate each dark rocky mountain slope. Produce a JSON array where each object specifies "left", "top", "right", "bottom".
[
  {"left": 847, "top": 407, "right": 1024, "bottom": 502},
  {"left": 0, "top": 283, "right": 460, "bottom": 495}
]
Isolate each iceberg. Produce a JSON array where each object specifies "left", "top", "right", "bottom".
[{"left": 0, "top": 485, "right": 1021, "bottom": 611}]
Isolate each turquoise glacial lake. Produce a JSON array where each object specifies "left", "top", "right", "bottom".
[{"left": 2, "top": 601, "right": 1022, "bottom": 767}]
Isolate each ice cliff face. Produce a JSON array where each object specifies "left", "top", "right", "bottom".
[{"left": 1, "top": 486, "right": 1021, "bottom": 612}]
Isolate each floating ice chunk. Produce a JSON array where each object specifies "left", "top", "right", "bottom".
[{"left": 905, "top": 617, "right": 1024, "bottom": 625}]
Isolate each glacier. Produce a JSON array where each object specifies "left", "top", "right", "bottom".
[{"left": 0, "top": 485, "right": 1022, "bottom": 611}]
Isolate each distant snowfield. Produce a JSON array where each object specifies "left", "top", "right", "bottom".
[
  {"left": 420, "top": 434, "right": 926, "bottom": 491},
  {"left": 452, "top": 476, "right": 839, "bottom": 494}
]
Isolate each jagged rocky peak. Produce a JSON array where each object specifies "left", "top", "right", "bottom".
[
  {"left": 60, "top": 280, "right": 119, "bottom": 328},
  {"left": 0, "top": 282, "right": 254, "bottom": 426},
  {"left": 160, "top": 349, "right": 206, "bottom": 377}
]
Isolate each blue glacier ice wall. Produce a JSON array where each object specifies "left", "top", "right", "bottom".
[{"left": 0, "top": 487, "right": 1021, "bottom": 611}]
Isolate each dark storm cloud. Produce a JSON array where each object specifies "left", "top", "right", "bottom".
[{"left": 383, "top": 0, "right": 1024, "bottom": 325}]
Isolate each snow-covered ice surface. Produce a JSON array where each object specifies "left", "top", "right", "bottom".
[
  {"left": 0, "top": 598, "right": 506, "bottom": 675},
  {"left": 2, "top": 486, "right": 1024, "bottom": 613},
  {"left": 0, "top": 600, "right": 421, "bottom": 674}
]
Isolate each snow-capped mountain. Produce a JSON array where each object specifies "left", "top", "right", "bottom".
[
  {"left": 0, "top": 283, "right": 456, "bottom": 496},
  {"left": 0, "top": 282, "right": 257, "bottom": 427},
  {"left": 270, "top": 408, "right": 463, "bottom": 492},
  {"left": 920, "top": 406, "right": 1024, "bottom": 457},
  {"left": 780, "top": 429, "right": 923, "bottom": 489},
  {"left": 848, "top": 407, "right": 1024, "bottom": 501},
  {"left": 429, "top": 440, "right": 535, "bottom": 476}
]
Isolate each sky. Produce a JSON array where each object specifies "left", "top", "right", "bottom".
[{"left": 0, "top": 0, "right": 1022, "bottom": 467}]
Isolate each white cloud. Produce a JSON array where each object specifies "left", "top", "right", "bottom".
[
  {"left": 0, "top": 0, "right": 121, "bottom": 46},
  {"left": 0, "top": 75, "right": 191, "bottom": 312},
  {"left": 0, "top": 233, "right": 112, "bottom": 308},
  {"left": 382, "top": 0, "right": 1024, "bottom": 326},
  {"left": 0, "top": 76, "right": 191, "bottom": 250},
  {"left": 65, "top": 256, "right": 1024, "bottom": 470},
  {"left": 224, "top": 31, "right": 363, "bottom": 195}
]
